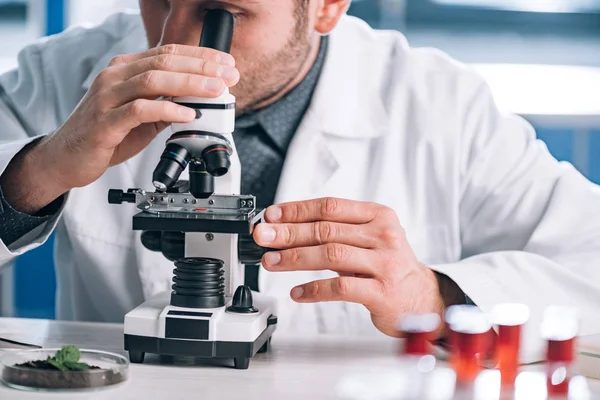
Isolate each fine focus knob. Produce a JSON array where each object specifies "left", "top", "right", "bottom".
[
  {"left": 108, "top": 189, "right": 136, "bottom": 204},
  {"left": 227, "top": 285, "right": 258, "bottom": 314}
]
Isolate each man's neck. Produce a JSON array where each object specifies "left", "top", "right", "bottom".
[{"left": 250, "top": 34, "right": 322, "bottom": 112}]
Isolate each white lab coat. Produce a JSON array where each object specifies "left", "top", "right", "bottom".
[{"left": 1, "top": 11, "right": 600, "bottom": 363}]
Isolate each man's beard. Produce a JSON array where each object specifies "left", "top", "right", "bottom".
[{"left": 233, "top": 4, "right": 313, "bottom": 115}]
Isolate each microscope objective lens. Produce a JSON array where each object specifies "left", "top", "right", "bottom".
[{"left": 153, "top": 143, "right": 192, "bottom": 192}]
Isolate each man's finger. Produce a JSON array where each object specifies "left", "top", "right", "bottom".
[
  {"left": 290, "top": 276, "right": 383, "bottom": 306},
  {"left": 111, "top": 70, "right": 225, "bottom": 106},
  {"left": 262, "top": 245, "right": 379, "bottom": 276},
  {"left": 117, "top": 55, "right": 240, "bottom": 86},
  {"left": 265, "top": 197, "right": 383, "bottom": 224},
  {"left": 109, "top": 44, "right": 235, "bottom": 67},
  {"left": 253, "top": 221, "right": 379, "bottom": 249},
  {"left": 104, "top": 99, "right": 196, "bottom": 145}
]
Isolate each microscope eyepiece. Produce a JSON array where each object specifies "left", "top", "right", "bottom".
[
  {"left": 200, "top": 9, "right": 235, "bottom": 53},
  {"left": 152, "top": 143, "right": 192, "bottom": 192},
  {"left": 202, "top": 144, "right": 231, "bottom": 177}
]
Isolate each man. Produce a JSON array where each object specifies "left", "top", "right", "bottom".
[{"left": 0, "top": 0, "right": 599, "bottom": 362}]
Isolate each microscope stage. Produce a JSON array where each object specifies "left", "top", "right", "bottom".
[{"left": 132, "top": 210, "right": 258, "bottom": 234}]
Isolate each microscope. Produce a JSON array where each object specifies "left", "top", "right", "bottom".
[{"left": 108, "top": 9, "right": 277, "bottom": 370}]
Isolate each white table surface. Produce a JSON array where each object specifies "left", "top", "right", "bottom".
[
  {"left": 1, "top": 318, "right": 599, "bottom": 399},
  {"left": 0, "top": 318, "right": 402, "bottom": 400}
]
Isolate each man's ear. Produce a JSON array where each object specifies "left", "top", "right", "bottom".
[{"left": 314, "top": 0, "right": 351, "bottom": 35}]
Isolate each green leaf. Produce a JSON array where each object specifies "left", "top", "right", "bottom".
[
  {"left": 55, "top": 345, "right": 81, "bottom": 364},
  {"left": 63, "top": 361, "right": 90, "bottom": 371},
  {"left": 48, "top": 358, "right": 67, "bottom": 371}
]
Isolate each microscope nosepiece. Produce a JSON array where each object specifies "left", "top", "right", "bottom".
[{"left": 152, "top": 143, "right": 192, "bottom": 192}]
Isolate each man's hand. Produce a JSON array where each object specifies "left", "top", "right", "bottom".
[
  {"left": 253, "top": 197, "right": 451, "bottom": 338},
  {"left": 0, "top": 44, "right": 239, "bottom": 214}
]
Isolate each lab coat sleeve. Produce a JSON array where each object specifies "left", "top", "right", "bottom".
[
  {"left": 0, "top": 43, "right": 68, "bottom": 271},
  {"left": 428, "top": 80, "right": 600, "bottom": 363}
]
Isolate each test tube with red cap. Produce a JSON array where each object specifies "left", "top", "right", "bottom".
[
  {"left": 398, "top": 313, "right": 441, "bottom": 356},
  {"left": 491, "top": 303, "right": 530, "bottom": 386},
  {"left": 541, "top": 305, "right": 579, "bottom": 397},
  {"left": 445, "top": 305, "right": 492, "bottom": 384}
]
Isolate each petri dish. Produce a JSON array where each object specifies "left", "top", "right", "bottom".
[{"left": 0, "top": 348, "right": 129, "bottom": 392}]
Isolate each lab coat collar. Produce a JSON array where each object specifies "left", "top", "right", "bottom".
[
  {"left": 308, "top": 16, "right": 389, "bottom": 139},
  {"left": 82, "top": 15, "right": 388, "bottom": 140},
  {"left": 271, "top": 16, "right": 392, "bottom": 205}
]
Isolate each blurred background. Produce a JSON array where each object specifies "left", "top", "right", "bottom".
[{"left": 0, "top": 0, "right": 599, "bottom": 320}]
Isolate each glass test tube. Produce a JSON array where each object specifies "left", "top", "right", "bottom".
[
  {"left": 491, "top": 303, "right": 530, "bottom": 386},
  {"left": 541, "top": 305, "right": 579, "bottom": 397},
  {"left": 445, "top": 305, "right": 492, "bottom": 384},
  {"left": 398, "top": 313, "right": 441, "bottom": 356}
]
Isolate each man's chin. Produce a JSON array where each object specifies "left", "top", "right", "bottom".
[{"left": 234, "top": 85, "right": 292, "bottom": 115}]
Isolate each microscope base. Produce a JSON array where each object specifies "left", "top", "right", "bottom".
[{"left": 123, "top": 290, "right": 277, "bottom": 370}]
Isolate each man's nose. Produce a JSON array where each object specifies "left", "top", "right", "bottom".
[{"left": 159, "top": 12, "right": 204, "bottom": 47}]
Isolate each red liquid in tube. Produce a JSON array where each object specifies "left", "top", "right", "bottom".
[
  {"left": 445, "top": 306, "right": 491, "bottom": 384},
  {"left": 452, "top": 329, "right": 490, "bottom": 383},
  {"left": 398, "top": 313, "right": 440, "bottom": 356},
  {"left": 496, "top": 324, "right": 521, "bottom": 385},
  {"left": 491, "top": 303, "right": 530, "bottom": 386},
  {"left": 405, "top": 331, "right": 430, "bottom": 356},
  {"left": 547, "top": 338, "right": 576, "bottom": 396},
  {"left": 541, "top": 306, "right": 579, "bottom": 397}
]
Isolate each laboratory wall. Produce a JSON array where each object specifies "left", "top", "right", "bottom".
[{"left": 1, "top": 0, "right": 599, "bottom": 319}]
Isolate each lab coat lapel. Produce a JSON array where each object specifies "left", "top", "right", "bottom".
[
  {"left": 274, "top": 18, "right": 389, "bottom": 203},
  {"left": 259, "top": 18, "right": 389, "bottom": 335},
  {"left": 273, "top": 111, "right": 339, "bottom": 204}
]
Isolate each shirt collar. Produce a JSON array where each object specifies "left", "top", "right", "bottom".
[{"left": 235, "top": 36, "right": 329, "bottom": 153}]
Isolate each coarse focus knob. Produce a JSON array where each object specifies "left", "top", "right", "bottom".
[{"left": 108, "top": 189, "right": 136, "bottom": 204}]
